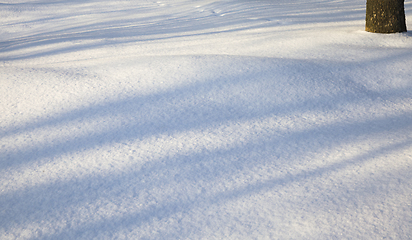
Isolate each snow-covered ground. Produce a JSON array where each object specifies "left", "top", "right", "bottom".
[{"left": 1, "top": 0, "right": 412, "bottom": 239}]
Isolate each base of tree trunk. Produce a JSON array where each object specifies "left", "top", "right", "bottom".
[{"left": 365, "top": 0, "right": 407, "bottom": 33}]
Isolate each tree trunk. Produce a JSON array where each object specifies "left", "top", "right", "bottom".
[{"left": 365, "top": 0, "right": 407, "bottom": 33}]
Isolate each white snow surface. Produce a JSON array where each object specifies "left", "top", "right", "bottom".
[{"left": 1, "top": 0, "right": 412, "bottom": 239}]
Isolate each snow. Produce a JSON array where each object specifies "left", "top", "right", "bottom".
[{"left": 1, "top": 0, "right": 412, "bottom": 239}]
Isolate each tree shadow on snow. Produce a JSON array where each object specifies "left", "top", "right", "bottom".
[
  {"left": 0, "top": 0, "right": 366, "bottom": 61},
  {"left": 1, "top": 0, "right": 412, "bottom": 239},
  {"left": 0, "top": 55, "right": 412, "bottom": 239}
]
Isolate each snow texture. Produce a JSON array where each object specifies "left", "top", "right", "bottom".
[{"left": 1, "top": 0, "right": 412, "bottom": 239}]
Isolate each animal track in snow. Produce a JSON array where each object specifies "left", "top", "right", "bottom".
[
  {"left": 247, "top": 17, "right": 292, "bottom": 25},
  {"left": 210, "top": 9, "right": 225, "bottom": 16}
]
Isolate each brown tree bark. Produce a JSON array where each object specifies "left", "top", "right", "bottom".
[{"left": 365, "top": 0, "right": 407, "bottom": 33}]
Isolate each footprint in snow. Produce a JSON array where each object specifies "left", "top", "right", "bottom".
[
  {"left": 211, "top": 9, "right": 225, "bottom": 16},
  {"left": 248, "top": 17, "right": 292, "bottom": 25}
]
